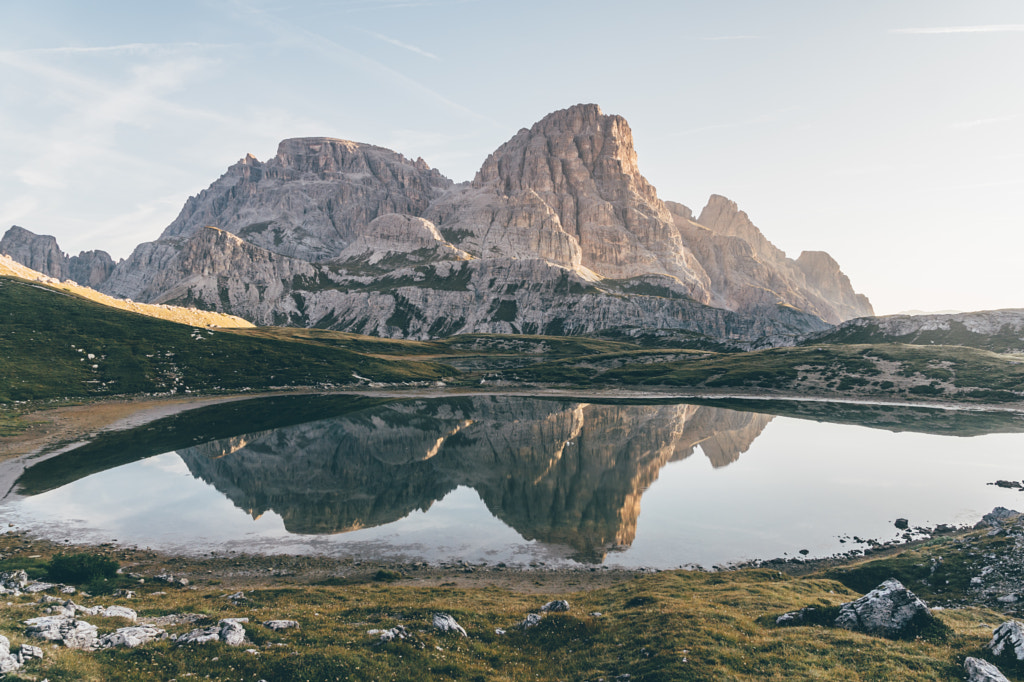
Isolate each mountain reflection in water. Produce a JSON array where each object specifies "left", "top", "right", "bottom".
[{"left": 174, "top": 398, "right": 771, "bottom": 561}]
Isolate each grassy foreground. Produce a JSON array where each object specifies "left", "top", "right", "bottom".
[{"left": 0, "top": 528, "right": 1019, "bottom": 682}]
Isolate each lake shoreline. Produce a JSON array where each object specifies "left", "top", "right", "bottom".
[{"left": 4, "top": 384, "right": 1024, "bottom": 463}]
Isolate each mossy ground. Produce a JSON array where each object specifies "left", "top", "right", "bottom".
[{"left": 0, "top": 529, "right": 1020, "bottom": 681}]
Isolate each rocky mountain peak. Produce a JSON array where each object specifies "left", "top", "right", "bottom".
[
  {"left": 697, "top": 195, "right": 786, "bottom": 263},
  {"left": 473, "top": 103, "right": 659, "bottom": 214},
  {"left": 154, "top": 137, "right": 454, "bottom": 262},
  {"left": 0, "top": 225, "right": 114, "bottom": 287}
]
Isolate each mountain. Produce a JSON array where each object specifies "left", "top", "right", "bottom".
[
  {"left": 5, "top": 104, "right": 874, "bottom": 343},
  {"left": 0, "top": 225, "right": 115, "bottom": 288}
]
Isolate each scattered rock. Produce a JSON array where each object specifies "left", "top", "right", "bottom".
[
  {"left": 224, "top": 591, "right": 246, "bottom": 601},
  {"left": 263, "top": 620, "right": 300, "bottom": 631},
  {"left": 0, "top": 570, "right": 28, "bottom": 592},
  {"left": 976, "top": 508, "right": 1021, "bottom": 529},
  {"left": 24, "top": 615, "right": 98, "bottom": 649},
  {"left": 103, "top": 605, "right": 138, "bottom": 621},
  {"left": 987, "top": 621, "right": 1024, "bottom": 661},
  {"left": 833, "top": 579, "right": 934, "bottom": 639},
  {"left": 177, "top": 618, "right": 248, "bottom": 646},
  {"left": 112, "top": 589, "right": 135, "bottom": 599},
  {"left": 964, "top": 657, "right": 1010, "bottom": 682},
  {"left": 518, "top": 614, "right": 543, "bottom": 629},
  {"left": 776, "top": 607, "right": 819, "bottom": 627},
  {"left": 540, "top": 600, "right": 570, "bottom": 613},
  {"left": 60, "top": 586, "right": 76, "bottom": 595},
  {"left": 23, "top": 582, "right": 57, "bottom": 593},
  {"left": 894, "top": 518, "right": 909, "bottom": 530},
  {"left": 432, "top": 613, "right": 467, "bottom": 637},
  {"left": 371, "top": 625, "right": 410, "bottom": 643},
  {"left": 95, "top": 625, "right": 168, "bottom": 649},
  {"left": 0, "top": 635, "right": 22, "bottom": 674}
]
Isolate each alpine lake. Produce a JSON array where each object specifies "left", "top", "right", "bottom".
[{"left": 3, "top": 393, "right": 1024, "bottom": 570}]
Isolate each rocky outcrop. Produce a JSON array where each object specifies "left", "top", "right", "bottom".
[
  {"left": 965, "top": 657, "right": 1010, "bottom": 682},
  {"left": 157, "top": 140, "right": 453, "bottom": 262},
  {"left": 987, "top": 621, "right": 1024, "bottom": 662},
  {"left": 0, "top": 226, "right": 114, "bottom": 287},
  {"left": 803, "top": 309, "right": 1024, "bottom": 353},
  {"left": 426, "top": 104, "right": 712, "bottom": 300},
  {"left": 670, "top": 197, "right": 874, "bottom": 324},
  {"left": 833, "top": 579, "right": 934, "bottom": 639}
]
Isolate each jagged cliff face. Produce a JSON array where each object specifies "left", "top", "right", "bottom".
[
  {"left": 157, "top": 139, "right": 453, "bottom": 262},
  {"left": 9, "top": 103, "right": 873, "bottom": 342},
  {"left": 669, "top": 196, "right": 874, "bottom": 324},
  {"left": 425, "top": 105, "right": 712, "bottom": 301},
  {"left": 0, "top": 226, "right": 114, "bottom": 288},
  {"left": 176, "top": 397, "right": 774, "bottom": 561}
]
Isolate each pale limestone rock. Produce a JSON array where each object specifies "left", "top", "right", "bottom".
[
  {"left": 1, "top": 226, "right": 115, "bottom": 287},
  {"left": 987, "top": 621, "right": 1024, "bottom": 661},
  {"left": 157, "top": 140, "right": 452, "bottom": 262},
  {"left": 965, "top": 657, "right": 1010, "bottom": 682},
  {"left": 432, "top": 613, "right": 467, "bottom": 636},
  {"left": 427, "top": 104, "right": 711, "bottom": 301},
  {"left": 833, "top": 579, "right": 933, "bottom": 638},
  {"left": 95, "top": 625, "right": 167, "bottom": 649},
  {"left": 672, "top": 197, "right": 874, "bottom": 324}
]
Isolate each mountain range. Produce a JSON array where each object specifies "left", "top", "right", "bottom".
[{"left": 1, "top": 104, "right": 873, "bottom": 344}]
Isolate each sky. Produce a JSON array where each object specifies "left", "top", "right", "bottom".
[{"left": 1, "top": 0, "right": 1021, "bottom": 316}]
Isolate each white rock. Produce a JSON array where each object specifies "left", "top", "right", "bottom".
[
  {"left": 95, "top": 625, "right": 167, "bottom": 649},
  {"left": 988, "top": 621, "right": 1024, "bottom": 661},
  {"left": 833, "top": 579, "right": 933, "bottom": 638},
  {"left": 432, "top": 613, "right": 467, "bottom": 637},
  {"left": 965, "top": 657, "right": 1010, "bottom": 682},
  {"left": 263, "top": 620, "right": 299, "bottom": 631}
]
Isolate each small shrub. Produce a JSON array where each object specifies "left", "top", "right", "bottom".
[{"left": 46, "top": 552, "right": 119, "bottom": 584}]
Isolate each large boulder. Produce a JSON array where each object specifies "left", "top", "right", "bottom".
[
  {"left": 833, "top": 579, "right": 934, "bottom": 639},
  {"left": 965, "top": 657, "right": 1010, "bottom": 682},
  {"left": 987, "top": 621, "right": 1024, "bottom": 661}
]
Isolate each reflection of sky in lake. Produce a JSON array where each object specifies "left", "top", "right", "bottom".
[{"left": 3, "top": 407, "right": 1023, "bottom": 569}]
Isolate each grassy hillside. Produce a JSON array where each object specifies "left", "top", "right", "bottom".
[
  {"left": 505, "top": 343, "right": 1024, "bottom": 403},
  {"left": 0, "top": 276, "right": 452, "bottom": 403},
  {"left": 0, "top": 254, "right": 253, "bottom": 328}
]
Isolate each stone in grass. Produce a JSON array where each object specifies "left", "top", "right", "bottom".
[
  {"left": 432, "top": 613, "right": 467, "bottom": 637},
  {"left": 833, "top": 579, "right": 934, "bottom": 639},
  {"left": 24, "top": 615, "right": 98, "bottom": 649},
  {"left": 95, "top": 625, "right": 168, "bottom": 649},
  {"left": 0, "top": 635, "right": 22, "bottom": 674},
  {"left": 964, "top": 657, "right": 1010, "bottom": 682},
  {"left": 263, "top": 620, "right": 300, "bottom": 631},
  {"left": 102, "top": 605, "right": 138, "bottom": 622},
  {"left": 776, "top": 606, "right": 821, "bottom": 627},
  {"left": 987, "top": 621, "right": 1024, "bottom": 661},
  {"left": 540, "top": 600, "right": 570, "bottom": 613},
  {"left": 177, "top": 618, "right": 248, "bottom": 646},
  {"left": 518, "top": 613, "right": 543, "bottom": 629},
  {"left": 371, "top": 625, "right": 410, "bottom": 642}
]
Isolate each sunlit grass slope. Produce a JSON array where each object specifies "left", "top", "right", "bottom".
[{"left": 0, "top": 254, "right": 252, "bottom": 328}]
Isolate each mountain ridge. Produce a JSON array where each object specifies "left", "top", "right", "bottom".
[{"left": 3, "top": 103, "right": 874, "bottom": 343}]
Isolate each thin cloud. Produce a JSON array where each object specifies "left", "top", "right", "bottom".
[
  {"left": 698, "top": 35, "right": 761, "bottom": 41},
  {"left": 228, "top": 0, "right": 496, "bottom": 126},
  {"left": 2, "top": 42, "right": 234, "bottom": 56},
  {"left": 891, "top": 25, "right": 1024, "bottom": 35},
  {"left": 950, "top": 115, "right": 1018, "bottom": 130},
  {"left": 363, "top": 30, "right": 439, "bottom": 59}
]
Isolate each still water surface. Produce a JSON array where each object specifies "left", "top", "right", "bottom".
[{"left": 3, "top": 395, "right": 1024, "bottom": 568}]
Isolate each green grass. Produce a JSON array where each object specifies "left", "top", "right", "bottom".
[
  {"left": 0, "top": 276, "right": 454, "bottom": 403},
  {"left": 0, "top": 555, "right": 1006, "bottom": 681},
  {"left": 505, "top": 343, "right": 1024, "bottom": 403}
]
